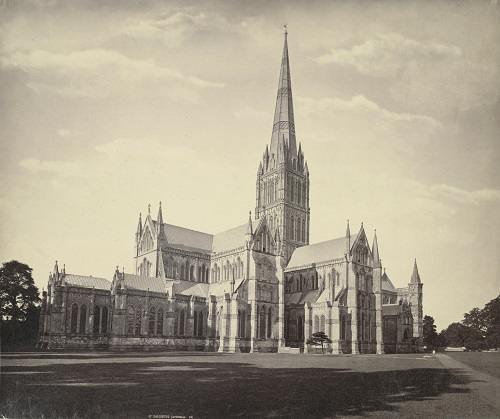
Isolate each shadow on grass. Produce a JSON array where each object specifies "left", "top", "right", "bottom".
[{"left": 0, "top": 356, "right": 478, "bottom": 419}]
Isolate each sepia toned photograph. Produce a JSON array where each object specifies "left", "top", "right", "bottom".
[{"left": 0, "top": 0, "right": 499, "bottom": 417}]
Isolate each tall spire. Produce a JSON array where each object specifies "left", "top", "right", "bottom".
[
  {"left": 372, "top": 230, "right": 381, "bottom": 268},
  {"left": 270, "top": 26, "right": 297, "bottom": 161},
  {"left": 411, "top": 259, "right": 421, "bottom": 283},
  {"left": 157, "top": 201, "right": 163, "bottom": 225},
  {"left": 345, "top": 219, "right": 351, "bottom": 254}
]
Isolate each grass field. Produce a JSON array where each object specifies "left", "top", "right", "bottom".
[
  {"left": 1, "top": 351, "right": 499, "bottom": 418},
  {"left": 444, "top": 351, "right": 500, "bottom": 379}
]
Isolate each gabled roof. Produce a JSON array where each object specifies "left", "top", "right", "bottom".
[
  {"left": 209, "top": 278, "right": 245, "bottom": 297},
  {"left": 286, "top": 235, "right": 357, "bottom": 270},
  {"left": 173, "top": 281, "right": 210, "bottom": 298},
  {"left": 212, "top": 224, "right": 248, "bottom": 253},
  {"left": 64, "top": 274, "right": 110, "bottom": 290},
  {"left": 123, "top": 273, "right": 165, "bottom": 294},
  {"left": 286, "top": 289, "right": 320, "bottom": 305},
  {"left": 381, "top": 271, "right": 396, "bottom": 292},
  {"left": 159, "top": 222, "right": 213, "bottom": 254}
]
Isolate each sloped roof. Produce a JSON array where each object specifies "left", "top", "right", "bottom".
[
  {"left": 286, "top": 235, "right": 357, "bottom": 270},
  {"left": 285, "top": 289, "right": 320, "bottom": 305},
  {"left": 209, "top": 278, "right": 245, "bottom": 297},
  {"left": 381, "top": 271, "right": 396, "bottom": 292},
  {"left": 159, "top": 222, "right": 213, "bottom": 254},
  {"left": 123, "top": 273, "right": 165, "bottom": 293},
  {"left": 173, "top": 281, "right": 210, "bottom": 298},
  {"left": 64, "top": 274, "right": 110, "bottom": 290},
  {"left": 212, "top": 224, "right": 247, "bottom": 253}
]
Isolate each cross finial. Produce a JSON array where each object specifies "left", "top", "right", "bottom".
[{"left": 284, "top": 24, "right": 287, "bottom": 36}]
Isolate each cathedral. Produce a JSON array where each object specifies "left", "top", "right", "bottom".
[{"left": 38, "top": 30, "right": 423, "bottom": 354}]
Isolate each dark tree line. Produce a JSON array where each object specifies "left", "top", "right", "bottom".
[
  {"left": 0, "top": 260, "right": 41, "bottom": 348},
  {"left": 424, "top": 294, "right": 500, "bottom": 351}
]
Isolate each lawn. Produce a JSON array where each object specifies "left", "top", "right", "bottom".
[
  {"left": 1, "top": 352, "right": 498, "bottom": 418},
  {"left": 444, "top": 351, "right": 500, "bottom": 379}
]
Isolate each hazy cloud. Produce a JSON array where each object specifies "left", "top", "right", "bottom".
[
  {"left": 1, "top": 48, "right": 224, "bottom": 99},
  {"left": 431, "top": 184, "right": 500, "bottom": 207},
  {"left": 125, "top": 10, "right": 236, "bottom": 47},
  {"left": 297, "top": 95, "right": 439, "bottom": 126},
  {"left": 312, "top": 33, "right": 461, "bottom": 77}
]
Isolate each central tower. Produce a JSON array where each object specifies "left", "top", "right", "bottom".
[{"left": 255, "top": 28, "right": 310, "bottom": 262}]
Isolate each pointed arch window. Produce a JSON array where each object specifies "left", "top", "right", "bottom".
[
  {"left": 149, "top": 306, "right": 157, "bottom": 335},
  {"left": 320, "top": 315, "right": 325, "bottom": 333},
  {"left": 79, "top": 304, "right": 87, "bottom": 334},
  {"left": 70, "top": 303, "right": 78, "bottom": 333},
  {"left": 93, "top": 305, "right": 101, "bottom": 334},
  {"left": 127, "top": 305, "right": 135, "bottom": 335},
  {"left": 194, "top": 310, "right": 198, "bottom": 336},
  {"left": 157, "top": 308, "right": 164, "bottom": 335},
  {"left": 134, "top": 306, "right": 142, "bottom": 335},
  {"left": 297, "top": 316, "right": 304, "bottom": 341},
  {"left": 314, "top": 315, "right": 319, "bottom": 333},
  {"left": 101, "top": 306, "right": 109, "bottom": 334},
  {"left": 198, "top": 311, "right": 203, "bottom": 337}
]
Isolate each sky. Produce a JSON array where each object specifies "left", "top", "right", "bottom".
[{"left": 0, "top": 0, "right": 498, "bottom": 331}]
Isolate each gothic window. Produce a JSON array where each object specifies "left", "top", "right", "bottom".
[
  {"left": 149, "top": 306, "right": 157, "bottom": 335},
  {"left": 285, "top": 312, "right": 289, "bottom": 341},
  {"left": 297, "top": 218, "right": 301, "bottom": 243},
  {"left": 179, "top": 310, "right": 185, "bottom": 336},
  {"left": 174, "top": 310, "right": 179, "bottom": 336},
  {"left": 314, "top": 315, "right": 319, "bottom": 333},
  {"left": 298, "top": 182, "right": 301, "bottom": 206},
  {"left": 135, "top": 306, "right": 142, "bottom": 335},
  {"left": 198, "top": 267, "right": 201, "bottom": 282},
  {"left": 185, "top": 261, "right": 189, "bottom": 280},
  {"left": 320, "top": 315, "right": 325, "bottom": 333},
  {"left": 173, "top": 263, "right": 178, "bottom": 279},
  {"left": 70, "top": 303, "right": 78, "bottom": 333},
  {"left": 101, "top": 306, "right": 109, "bottom": 334},
  {"left": 297, "top": 316, "right": 304, "bottom": 341},
  {"left": 240, "top": 262, "right": 244, "bottom": 279},
  {"left": 267, "top": 307, "right": 272, "bottom": 339},
  {"left": 340, "top": 315, "right": 347, "bottom": 340},
  {"left": 336, "top": 273, "right": 340, "bottom": 287},
  {"left": 202, "top": 264, "right": 206, "bottom": 282},
  {"left": 194, "top": 310, "right": 198, "bottom": 336},
  {"left": 79, "top": 304, "right": 87, "bottom": 334},
  {"left": 93, "top": 305, "right": 100, "bottom": 334},
  {"left": 259, "top": 306, "right": 266, "bottom": 339},
  {"left": 127, "top": 305, "right": 135, "bottom": 335},
  {"left": 291, "top": 216, "right": 295, "bottom": 241},
  {"left": 190, "top": 265, "right": 194, "bottom": 281},
  {"left": 198, "top": 311, "right": 203, "bottom": 337},
  {"left": 217, "top": 267, "right": 221, "bottom": 282},
  {"left": 302, "top": 219, "right": 306, "bottom": 242},
  {"left": 181, "top": 265, "right": 185, "bottom": 280},
  {"left": 157, "top": 308, "right": 163, "bottom": 335}
]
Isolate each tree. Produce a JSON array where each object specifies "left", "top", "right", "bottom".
[
  {"left": 0, "top": 260, "right": 41, "bottom": 347},
  {"left": 423, "top": 315, "right": 438, "bottom": 349},
  {"left": 306, "top": 331, "right": 332, "bottom": 354}
]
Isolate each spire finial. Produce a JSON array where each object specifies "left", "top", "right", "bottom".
[
  {"left": 148, "top": 203, "right": 151, "bottom": 214},
  {"left": 284, "top": 24, "right": 288, "bottom": 37}
]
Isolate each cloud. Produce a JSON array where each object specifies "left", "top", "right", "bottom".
[
  {"left": 312, "top": 33, "right": 462, "bottom": 77},
  {"left": 57, "top": 128, "right": 81, "bottom": 137},
  {"left": 297, "top": 95, "right": 439, "bottom": 126},
  {"left": 124, "top": 10, "right": 235, "bottom": 47},
  {"left": 431, "top": 184, "right": 500, "bottom": 207},
  {"left": 1, "top": 48, "right": 224, "bottom": 100}
]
